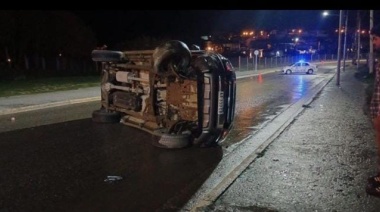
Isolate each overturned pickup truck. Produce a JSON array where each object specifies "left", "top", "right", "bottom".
[{"left": 91, "top": 40, "right": 236, "bottom": 149}]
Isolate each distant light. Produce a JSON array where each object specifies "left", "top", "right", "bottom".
[
  {"left": 7, "top": 58, "right": 11, "bottom": 62},
  {"left": 59, "top": 53, "right": 62, "bottom": 57},
  {"left": 322, "top": 11, "right": 329, "bottom": 17},
  {"left": 356, "top": 29, "right": 368, "bottom": 34}
]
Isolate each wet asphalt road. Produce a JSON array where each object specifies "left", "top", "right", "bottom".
[
  {"left": 0, "top": 68, "right": 335, "bottom": 211},
  {"left": 0, "top": 119, "right": 222, "bottom": 212},
  {"left": 221, "top": 69, "right": 335, "bottom": 153}
]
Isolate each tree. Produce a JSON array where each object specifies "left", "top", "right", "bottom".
[{"left": 0, "top": 10, "right": 98, "bottom": 78}]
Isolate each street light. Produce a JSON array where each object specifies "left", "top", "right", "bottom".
[
  {"left": 323, "top": 10, "right": 344, "bottom": 86},
  {"left": 322, "top": 11, "right": 330, "bottom": 17}
]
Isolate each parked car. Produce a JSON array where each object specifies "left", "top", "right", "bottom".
[
  {"left": 281, "top": 61, "right": 318, "bottom": 75},
  {"left": 91, "top": 40, "right": 236, "bottom": 149}
]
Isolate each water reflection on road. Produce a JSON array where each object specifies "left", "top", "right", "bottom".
[{"left": 221, "top": 71, "right": 330, "bottom": 150}]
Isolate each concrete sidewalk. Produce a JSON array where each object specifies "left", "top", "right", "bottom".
[{"left": 185, "top": 66, "right": 380, "bottom": 211}]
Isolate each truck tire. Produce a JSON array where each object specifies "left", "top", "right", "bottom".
[
  {"left": 152, "top": 40, "right": 191, "bottom": 76},
  {"left": 153, "top": 133, "right": 191, "bottom": 149}
]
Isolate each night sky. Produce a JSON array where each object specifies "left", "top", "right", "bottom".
[{"left": 72, "top": 10, "right": 376, "bottom": 48}]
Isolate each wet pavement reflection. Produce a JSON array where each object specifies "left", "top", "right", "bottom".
[{"left": 221, "top": 71, "right": 329, "bottom": 149}]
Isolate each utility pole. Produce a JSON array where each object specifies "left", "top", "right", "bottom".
[
  {"left": 369, "top": 10, "right": 374, "bottom": 74},
  {"left": 337, "top": 10, "right": 343, "bottom": 86},
  {"left": 357, "top": 10, "right": 361, "bottom": 70},
  {"left": 343, "top": 10, "right": 349, "bottom": 72}
]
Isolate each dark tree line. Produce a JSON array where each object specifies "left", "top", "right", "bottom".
[
  {"left": 0, "top": 10, "right": 204, "bottom": 80},
  {"left": 0, "top": 10, "right": 97, "bottom": 79}
]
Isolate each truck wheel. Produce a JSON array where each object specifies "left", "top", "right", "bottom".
[
  {"left": 92, "top": 109, "right": 121, "bottom": 123},
  {"left": 153, "top": 133, "right": 191, "bottom": 149},
  {"left": 92, "top": 50, "right": 125, "bottom": 62},
  {"left": 152, "top": 40, "right": 191, "bottom": 76}
]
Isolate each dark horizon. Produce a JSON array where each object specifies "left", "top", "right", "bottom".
[{"left": 72, "top": 10, "right": 377, "bottom": 48}]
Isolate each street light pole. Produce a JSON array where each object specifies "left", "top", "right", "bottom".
[
  {"left": 343, "top": 10, "right": 348, "bottom": 72},
  {"left": 336, "top": 10, "right": 343, "bottom": 86},
  {"left": 357, "top": 11, "right": 361, "bottom": 70},
  {"left": 369, "top": 10, "right": 374, "bottom": 74}
]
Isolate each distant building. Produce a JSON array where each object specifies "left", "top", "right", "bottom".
[{"left": 202, "top": 27, "right": 368, "bottom": 58}]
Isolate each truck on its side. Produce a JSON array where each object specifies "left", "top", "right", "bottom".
[{"left": 91, "top": 40, "right": 236, "bottom": 149}]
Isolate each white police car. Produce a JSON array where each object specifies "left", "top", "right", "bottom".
[{"left": 281, "top": 61, "right": 318, "bottom": 75}]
